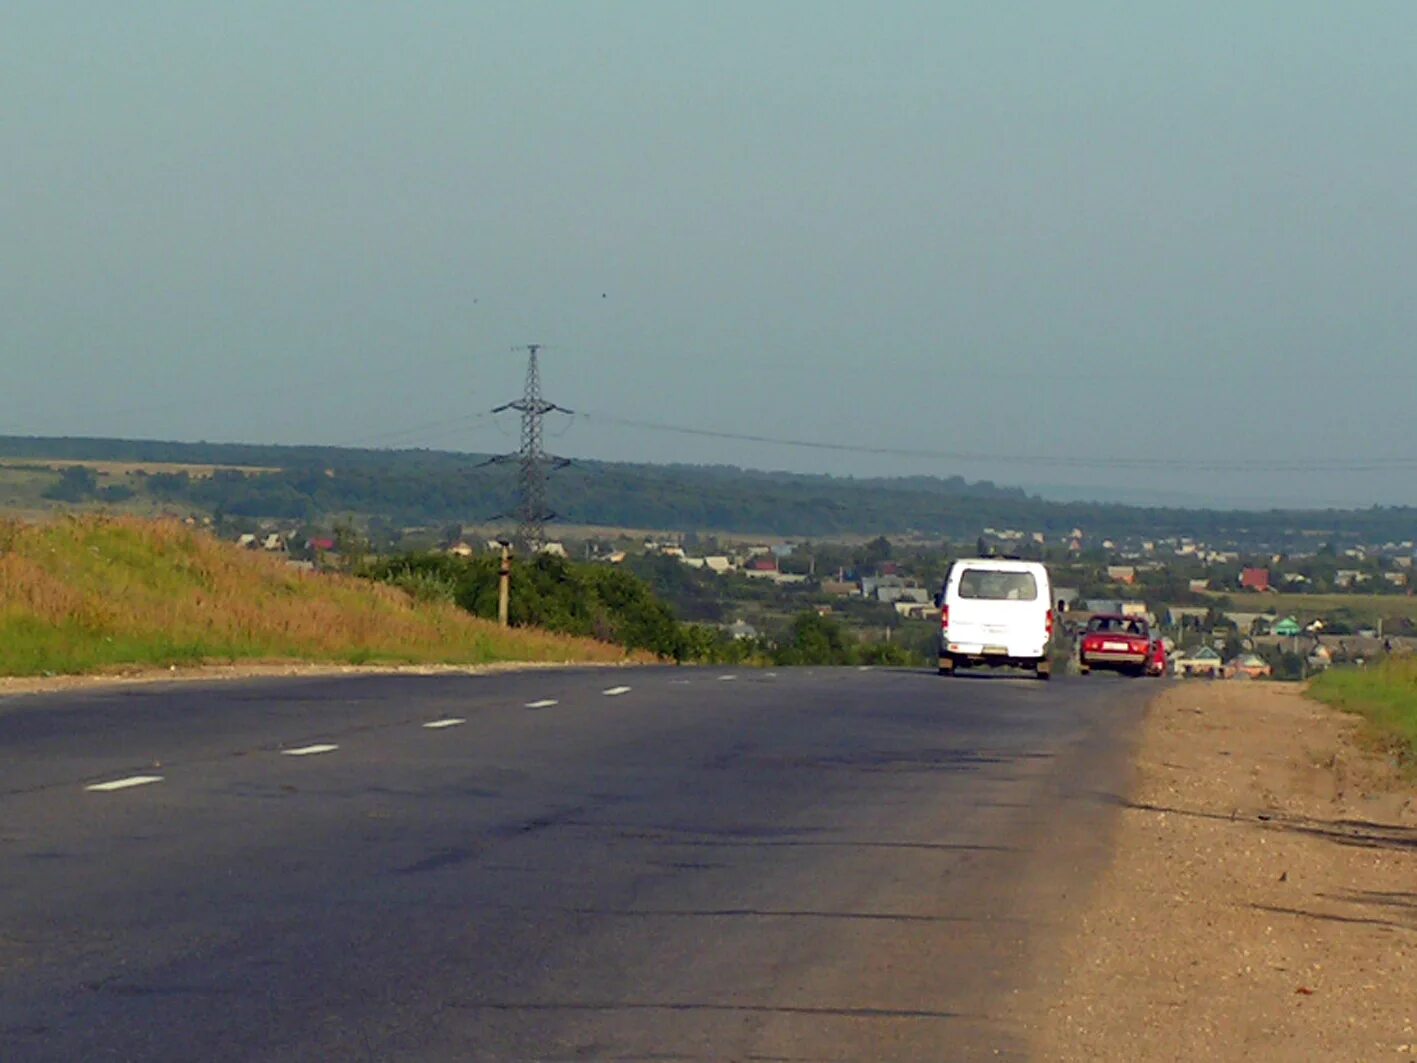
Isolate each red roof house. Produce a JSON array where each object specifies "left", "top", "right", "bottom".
[{"left": 1240, "top": 567, "right": 1271, "bottom": 592}]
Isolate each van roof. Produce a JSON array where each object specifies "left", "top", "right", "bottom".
[{"left": 952, "top": 557, "right": 1049, "bottom": 573}]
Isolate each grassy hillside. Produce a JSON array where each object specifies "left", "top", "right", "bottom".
[
  {"left": 1309, "top": 657, "right": 1417, "bottom": 764},
  {"left": 0, "top": 516, "right": 634, "bottom": 676}
]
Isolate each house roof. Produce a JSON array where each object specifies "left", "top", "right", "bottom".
[{"left": 1178, "top": 646, "right": 1222, "bottom": 661}]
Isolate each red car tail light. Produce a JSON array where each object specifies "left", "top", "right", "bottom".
[
  {"left": 940, "top": 604, "right": 949, "bottom": 630},
  {"left": 1045, "top": 609, "right": 1054, "bottom": 638}
]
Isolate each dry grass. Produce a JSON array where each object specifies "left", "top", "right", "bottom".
[{"left": 0, "top": 516, "right": 637, "bottom": 676}]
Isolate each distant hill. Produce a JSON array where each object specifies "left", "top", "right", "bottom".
[{"left": 2, "top": 435, "right": 1414, "bottom": 544}]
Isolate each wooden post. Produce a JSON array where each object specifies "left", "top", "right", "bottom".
[{"left": 498, "top": 541, "right": 512, "bottom": 628}]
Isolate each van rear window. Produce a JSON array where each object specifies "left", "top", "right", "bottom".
[{"left": 957, "top": 569, "right": 1038, "bottom": 601}]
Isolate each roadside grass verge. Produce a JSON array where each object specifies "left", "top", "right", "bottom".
[
  {"left": 1308, "top": 656, "right": 1417, "bottom": 765},
  {"left": 0, "top": 516, "right": 637, "bottom": 677}
]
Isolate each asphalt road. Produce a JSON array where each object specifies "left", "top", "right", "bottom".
[{"left": 0, "top": 666, "right": 1146, "bottom": 1062}]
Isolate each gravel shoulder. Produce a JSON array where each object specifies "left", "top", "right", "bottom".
[{"left": 1032, "top": 680, "right": 1417, "bottom": 1062}]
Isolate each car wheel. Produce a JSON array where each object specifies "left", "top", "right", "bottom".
[
  {"left": 938, "top": 655, "right": 956, "bottom": 677},
  {"left": 1078, "top": 662, "right": 1091, "bottom": 676},
  {"left": 1034, "top": 660, "right": 1052, "bottom": 681}
]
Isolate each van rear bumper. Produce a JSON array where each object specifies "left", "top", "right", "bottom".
[{"left": 945, "top": 641, "right": 1047, "bottom": 660}]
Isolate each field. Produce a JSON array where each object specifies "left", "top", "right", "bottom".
[
  {"left": 1204, "top": 590, "right": 1417, "bottom": 627},
  {"left": 0, "top": 516, "right": 636, "bottom": 677},
  {"left": 0, "top": 458, "right": 279, "bottom": 477},
  {"left": 0, "top": 458, "right": 282, "bottom": 519}
]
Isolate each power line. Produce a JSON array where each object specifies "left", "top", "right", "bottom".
[
  {"left": 333, "top": 411, "right": 494, "bottom": 449},
  {"left": 574, "top": 411, "right": 1417, "bottom": 474}
]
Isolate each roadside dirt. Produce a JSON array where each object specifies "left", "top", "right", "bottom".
[
  {"left": 0, "top": 659, "right": 628, "bottom": 700},
  {"left": 1032, "top": 681, "right": 1417, "bottom": 1061}
]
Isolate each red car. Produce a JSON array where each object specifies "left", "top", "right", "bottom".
[{"left": 1079, "top": 614, "right": 1167, "bottom": 677}]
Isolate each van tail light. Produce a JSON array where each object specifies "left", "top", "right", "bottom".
[
  {"left": 940, "top": 604, "right": 949, "bottom": 630},
  {"left": 1046, "top": 609, "right": 1054, "bottom": 638}
]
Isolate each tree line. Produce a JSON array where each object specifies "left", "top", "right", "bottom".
[{"left": 8, "top": 434, "right": 1417, "bottom": 542}]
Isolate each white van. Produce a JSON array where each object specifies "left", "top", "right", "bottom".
[{"left": 937, "top": 558, "right": 1055, "bottom": 680}]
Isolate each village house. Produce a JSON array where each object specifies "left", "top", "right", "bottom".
[
  {"left": 894, "top": 601, "right": 937, "bottom": 620},
  {"left": 1240, "top": 567, "right": 1271, "bottom": 592},
  {"left": 1227, "top": 653, "right": 1273, "bottom": 679},
  {"left": 862, "top": 575, "right": 931, "bottom": 605},
  {"left": 1173, "top": 645, "right": 1224, "bottom": 677},
  {"left": 1334, "top": 569, "right": 1366, "bottom": 588}
]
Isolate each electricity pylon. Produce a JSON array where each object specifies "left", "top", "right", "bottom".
[{"left": 491, "top": 345, "right": 570, "bottom": 551}]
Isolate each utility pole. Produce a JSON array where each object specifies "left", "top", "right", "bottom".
[
  {"left": 497, "top": 539, "right": 512, "bottom": 627},
  {"left": 491, "top": 344, "right": 571, "bottom": 552}
]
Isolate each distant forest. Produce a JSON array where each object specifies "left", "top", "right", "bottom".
[{"left": 3, "top": 435, "right": 1414, "bottom": 543}]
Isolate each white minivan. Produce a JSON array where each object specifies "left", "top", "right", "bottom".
[{"left": 937, "top": 558, "right": 1055, "bottom": 680}]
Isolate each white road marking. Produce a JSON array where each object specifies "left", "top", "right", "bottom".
[
  {"left": 423, "top": 718, "right": 466, "bottom": 729},
  {"left": 718, "top": 674, "right": 738, "bottom": 681},
  {"left": 858, "top": 666, "right": 873, "bottom": 672},
  {"left": 764, "top": 671, "right": 778, "bottom": 678},
  {"left": 282, "top": 744, "right": 339, "bottom": 757},
  {"left": 85, "top": 775, "right": 163, "bottom": 793},
  {"left": 524, "top": 699, "right": 559, "bottom": 709},
  {"left": 602, "top": 686, "right": 632, "bottom": 696}
]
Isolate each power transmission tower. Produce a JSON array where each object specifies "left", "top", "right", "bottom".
[{"left": 491, "top": 344, "right": 571, "bottom": 551}]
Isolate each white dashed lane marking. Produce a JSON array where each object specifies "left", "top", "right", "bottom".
[
  {"left": 423, "top": 718, "right": 466, "bottom": 729},
  {"left": 718, "top": 674, "right": 738, "bottom": 681},
  {"left": 85, "top": 775, "right": 164, "bottom": 793},
  {"left": 602, "top": 686, "right": 632, "bottom": 697},
  {"left": 282, "top": 744, "right": 339, "bottom": 757},
  {"left": 524, "top": 699, "right": 559, "bottom": 709}
]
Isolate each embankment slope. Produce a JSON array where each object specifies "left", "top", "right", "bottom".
[{"left": 0, "top": 516, "right": 634, "bottom": 677}]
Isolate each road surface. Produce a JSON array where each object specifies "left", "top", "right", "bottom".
[{"left": 0, "top": 666, "right": 1145, "bottom": 1061}]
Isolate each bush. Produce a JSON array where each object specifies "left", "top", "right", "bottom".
[
  {"left": 362, "top": 552, "right": 722, "bottom": 661},
  {"left": 769, "top": 611, "right": 925, "bottom": 667}
]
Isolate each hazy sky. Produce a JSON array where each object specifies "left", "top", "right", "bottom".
[{"left": 5, "top": 2, "right": 1416, "bottom": 508}]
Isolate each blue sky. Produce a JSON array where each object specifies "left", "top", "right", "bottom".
[{"left": 4, "top": 2, "right": 1416, "bottom": 507}]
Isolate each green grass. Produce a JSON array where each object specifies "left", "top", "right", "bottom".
[
  {"left": 0, "top": 515, "right": 639, "bottom": 677},
  {"left": 1308, "top": 656, "right": 1417, "bottom": 763}
]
